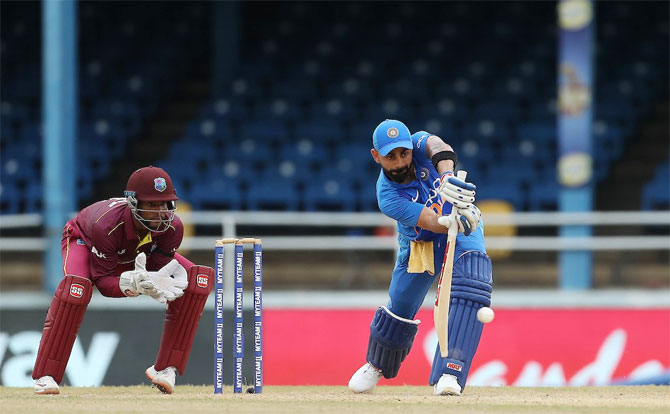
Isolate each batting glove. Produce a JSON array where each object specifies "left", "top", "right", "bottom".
[{"left": 438, "top": 172, "right": 476, "bottom": 209}]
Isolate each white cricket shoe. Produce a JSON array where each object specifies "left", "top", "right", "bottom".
[
  {"left": 146, "top": 365, "right": 177, "bottom": 394},
  {"left": 434, "top": 373, "right": 461, "bottom": 396},
  {"left": 348, "top": 362, "right": 383, "bottom": 393},
  {"left": 34, "top": 375, "right": 59, "bottom": 395}
]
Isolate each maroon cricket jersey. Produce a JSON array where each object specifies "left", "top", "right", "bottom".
[{"left": 64, "top": 198, "right": 184, "bottom": 297}]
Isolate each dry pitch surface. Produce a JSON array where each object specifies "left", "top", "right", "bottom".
[{"left": 1, "top": 385, "right": 669, "bottom": 414}]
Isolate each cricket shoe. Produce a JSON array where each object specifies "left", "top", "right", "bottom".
[
  {"left": 34, "top": 375, "right": 59, "bottom": 395},
  {"left": 348, "top": 362, "right": 383, "bottom": 393},
  {"left": 434, "top": 374, "right": 461, "bottom": 396},
  {"left": 146, "top": 365, "right": 177, "bottom": 394}
]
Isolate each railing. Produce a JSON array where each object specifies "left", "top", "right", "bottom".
[{"left": 1, "top": 211, "right": 668, "bottom": 252}]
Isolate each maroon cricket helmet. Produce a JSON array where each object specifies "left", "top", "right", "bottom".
[{"left": 124, "top": 166, "right": 178, "bottom": 202}]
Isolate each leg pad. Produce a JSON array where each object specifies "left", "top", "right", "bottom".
[
  {"left": 32, "top": 275, "right": 92, "bottom": 383},
  {"left": 154, "top": 265, "right": 214, "bottom": 375},
  {"left": 430, "top": 251, "right": 493, "bottom": 389},
  {"left": 367, "top": 306, "right": 419, "bottom": 379}
]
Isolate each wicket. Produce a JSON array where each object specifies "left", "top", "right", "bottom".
[{"left": 214, "top": 238, "right": 263, "bottom": 394}]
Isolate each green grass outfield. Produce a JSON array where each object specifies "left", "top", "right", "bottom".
[{"left": 1, "top": 385, "right": 668, "bottom": 414}]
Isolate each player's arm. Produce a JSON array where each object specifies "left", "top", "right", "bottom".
[
  {"left": 379, "top": 188, "right": 449, "bottom": 234},
  {"left": 425, "top": 135, "right": 457, "bottom": 175},
  {"left": 424, "top": 137, "right": 482, "bottom": 235},
  {"left": 87, "top": 229, "right": 126, "bottom": 297},
  {"left": 417, "top": 207, "right": 449, "bottom": 234}
]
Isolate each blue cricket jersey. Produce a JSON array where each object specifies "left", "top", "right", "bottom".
[
  {"left": 376, "top": 131, "right": 454, "bottom": 244},
  {"left": 376, "top": 130, "right": 486, "bottom": 256},
  {"left": 374, "top": 130, "right": 486, "bottom": 320}
]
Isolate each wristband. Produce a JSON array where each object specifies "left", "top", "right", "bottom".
[{"left": 431, "top": 151, "right": 458, "bottom": 171}]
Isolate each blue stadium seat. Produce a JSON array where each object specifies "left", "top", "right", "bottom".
[
  {"left": 357, "top": 178, "right": 379, "bottom": 212},
  {"left": 309, "top": 98, "right": 358, "bottom": 123},
  {"left": 238, "top": 120, "right": 289, "bottom": 145},
  {"left": 223, "top": 139, "right": 272, "bottom": 173},
  {"left": 1, "top": 154, "right": 39, "bottom": 186},
  {"left": 641, "top": 161, "right": 670, "bottom": 210},
  {"left": 23, "top": 181, "right": 42, "bottom": 213},
  {"left": 303, "top": 176, "right": 357, "bottom": 211},
  {"left": 184, "top": 119, "right": 233, "bottom": 144},
  {"left": 199, "top": 98, "right": 248, "bottom": 122},
  {"left": 528, "top": 181, "right": 560, "bottom": 211},
  {"left": 246, "top": 178, "right": 299, "bottom": 211},
  {"left": 278, "top": 139, "right": 329, "bottom": 172},
  {"left": 0, "top": 181, "right": 20, "bottom": 214},
  {"left": 294, "top": 121, "right": 345, "bottom": 145},
  {"left": 189, "top": 176, "right": 243, "bottom": 211},
  {"left": 475, "top": 182, "right": 524, "bottom": 211}
]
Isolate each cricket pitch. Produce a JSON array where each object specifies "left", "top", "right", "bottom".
[{"left": 1, "top": 385, "right": 668, "bottom": 414}]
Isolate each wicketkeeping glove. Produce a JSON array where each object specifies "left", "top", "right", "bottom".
[
  {"left": 119, "top": 253, "right": 159, "bottom": 297},
  {"left": 438, "top": 172, "right": 477, "bottom": 209},
  {"left": 147, "top": 259, "right": 188, "bottom": 303}
]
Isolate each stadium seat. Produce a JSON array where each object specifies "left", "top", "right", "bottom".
[
  {"left": 303, "top": 176, "right": 357, "bottom": 211},
  {"left": 246, "top": 178, "right": 299, "bottom": 211}
]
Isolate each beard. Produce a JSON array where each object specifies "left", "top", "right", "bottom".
[{"left": 384, "top": 164, "right": 412, "bottom": 183}]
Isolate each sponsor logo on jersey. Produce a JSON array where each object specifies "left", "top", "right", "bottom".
[
  {"left": 154, "top": 177, "right": 167, "bottom": 192},
  {"left": 420, "top": 167, "right": 429, "bottom": 181},
  {"left": 91, "top": 246, "right": 107, "bottom": 259},
  {"left": 386, "top": 127, "right": 399, "bottom": 138},
  {"left": 447, "top": 362, "right": 463, "bottom": 371},
  {"left": 197, "top": 274, "right": 209, "bottom": 288},
  {"left": 117, "top": 249, "right": 126, "bottom": 255},
  {"left": 70, "top": 283, "right": 85, "bottom": 298},
  {"left": 416, "top": 133, "right": 428, "bottom": 148}
]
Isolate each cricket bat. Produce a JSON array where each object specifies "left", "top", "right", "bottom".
[{"left": 434, "top": 170, "right": 467, "bottom": 358}]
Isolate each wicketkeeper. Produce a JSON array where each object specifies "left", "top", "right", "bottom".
[
  {"left": 348, "top": 119, "right": 493, "bottom": 395},
  {"left": 32, "top": 166, "right": 214, "bottom": 395}
]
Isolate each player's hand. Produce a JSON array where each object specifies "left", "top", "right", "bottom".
[
  {"left": 456, "top": 204, "right": 482, "bottom": 236},
  {"left": 119, "top": 253, "right": 159, "bottom": 297},
  {"left": 438, "top": 172, "right": 476, "bottom": 209},
  {"left": 147, "top": 259, "right": 188, "bottom": 302},
  {"left": 437, "top": 205, "right": 481, "bottom": 236}
]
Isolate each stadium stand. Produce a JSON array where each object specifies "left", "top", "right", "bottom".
[{"left": 1, "top": 2, "right": 668, "bottom": 213}]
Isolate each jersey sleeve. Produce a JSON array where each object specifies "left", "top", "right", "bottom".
[
  {"left": 87, "top": 224, "right": 120, "bottom": 278},
  {"left": 411, "top": 131, "right": 432, "bottom": 165},
  {"left": 86, "top": 224, "right": 125, "bottom": 297},
  {"left": 378, "top": 187, "right": 424, "bottom": 228},
  {"left": 146, "top": 216, "right": 184, "bottom": 271}
]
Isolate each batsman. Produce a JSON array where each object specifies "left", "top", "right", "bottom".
[
  {"left": 348, "top": 119, "right": 493, "bottom": 396},
  {"left": 32, "top": 166, "right": 214, "bottom": 395}
]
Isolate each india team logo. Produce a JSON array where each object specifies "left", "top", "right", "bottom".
[
  {"left": 154, "top": 177, "right": 167, "bottom": 192},
  {"left": 387, "top": 127, "right": 399, "bottom": 138}
]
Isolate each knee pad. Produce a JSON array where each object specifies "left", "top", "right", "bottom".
[
  {"left": 33, "top": 275, "right": 92, "bottom": 383},
  {"left": 366, "top": 306, "right": 420, "bottom": 379},
  {"left": 155, "top": 265, "right": 214, "bottom": 375},
  {"left": 430, "top": 251, "right": 492, "bottom": 388}
]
